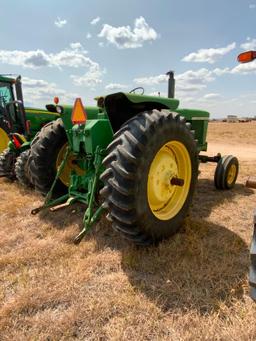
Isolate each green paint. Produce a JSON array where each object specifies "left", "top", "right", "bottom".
[
  {"left": 122, "top": 92, "right": 180, "bottom": 109},
  {"left": 102, "top": 91, "right": 209, "bottom": 152},
  {"left": 25, "top": 107, "right": 59, "bottom": 136},
  {"left": 34, "top": 89, "right": 212, "bottom": 243},
  {"left": 175, "top": 108, "right": 209, "bottom": 151}
]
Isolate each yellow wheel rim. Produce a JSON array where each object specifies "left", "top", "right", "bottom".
[
  {"left": 56, "top": 143, "right": 85, "bottom": 186},
  {"left": 0, "top": 128, "right": 10, "bottom": 153},
  {"left": 227, "top": 164, "right": 237, "bottom": 185},
  {"left": 147, "top": 140, "right": 192, "bottom": 221}
]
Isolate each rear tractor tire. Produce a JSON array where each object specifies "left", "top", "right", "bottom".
[
  {"left": 214, "top": 155, "right": 239, "bottom": 190},
  {"left": 28, "top": 118, "right": 81, "bottom": 196},
  {"left": 100, "top": 110, "right": 198, "bottom": 246},
  {"left": 15, "top": 150, "right": 33, "bottom": 187},
  {"left": 0, "top": 148, "right": 16, "bottom": 180}
]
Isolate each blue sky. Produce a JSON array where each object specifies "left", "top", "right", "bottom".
[{"left": 0, "top": 0, "right": 255, "bottom": 117}]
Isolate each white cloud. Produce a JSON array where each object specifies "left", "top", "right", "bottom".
[
  {"left": 98, "top": 16, "right": 158, "bottom": 49},
  {"left": 134, "top": 68, "right": 215, "bottom": 95},
  {"left": 177, "top": 96, "right": 195, "bottom": 103},
  {"left": 249, "top": 4, "right": 256, "bottom": 9},
  {"left": 212, "top": 67, "right": 231, "bottom": 76},
  {"left": 203, "top": 93, "right": 222, "bottom": 100},
  {"left": 54, "top": 17, "right": 67, "bottom": 28},
  {"left": 0, "top": 45, "right": 104, "bottom": 86},
  {"left": 176, "top": 68, "right": 215, "bottom": 92},
  {"left": 90, "top": 16, "right": 101, "bottom": 25},
  {"left": 70, "top": 42, "right": 83, "bottom": 50},
  {"left": 231, "top": 60, "right": 256, "bottom": 74},
  {"left": 86, "top": 33, "right": 92, "bottom": 39},
  {"left": 71, "top": 64, "right": 104, "bottom": 88},
  {"left": 134, "top": 74, "right": 168, "bottom": 85},
  {"left": 0, "top": 47, "right": 92, "bottom": 68},
  {"left": 212, "top": 61, "right": 256, "bottom": 75},
  {"left": 0, "top": 49, "right": 50, "bottom": 68},
  {"left": 105, "top": 83, "right": 128, "bottom": 90},
  {"left": 22, "top": 77, "right": 79, "bottom": 106},
  {"left": 182, "top": 42, "right": 236, "bottom": 64},
  {"left": 240, "top": 38, "right": 256, "bottom": 50}
]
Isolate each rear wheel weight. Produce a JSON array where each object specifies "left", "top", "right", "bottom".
[
  {"left": 100, "top": 110, "right": 198, "bottom": 245},
  {"left": 214, "top": 155, "right": 239, "bottom": 190}
]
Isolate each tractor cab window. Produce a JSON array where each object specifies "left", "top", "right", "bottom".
[
  {"left": 0, "top": 82, "right": 17, "bottom": 124},
  {"left": 0, "top": 83, "right": 13, "bottom": 110}
]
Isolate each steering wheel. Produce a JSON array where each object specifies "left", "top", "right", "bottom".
[{"left": 129, "top": 87, "right": 144, "bottom": 95}]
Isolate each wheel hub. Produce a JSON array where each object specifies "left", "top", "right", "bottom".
[
  {"left": 148, "top": 148, "right": 178, "bottom": 203},
  {"left": 227, "top": 164, "right": 237, "bottom": 185},
  {"left": 147, "top": 141, "right": 192, "bottom": 220}
]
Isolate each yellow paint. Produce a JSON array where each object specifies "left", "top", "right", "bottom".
[
  {"left": 147, "top": 140, "right": 192, "bottom": 220},
  {"left": 0, "top": 128, "right": 10, "bottom": 153},
  {"left": 56, "top": 143, "right": 85, "bottom": 186},
  {"left": 227, "top": 163, "right": 237, "bottom": 185}
]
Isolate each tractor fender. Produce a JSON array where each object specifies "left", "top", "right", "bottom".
[{"left": 104, "top": 92, "right": 179, "bottom": 132}]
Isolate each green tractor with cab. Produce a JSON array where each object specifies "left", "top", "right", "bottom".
[
  {"left": 0, "top": 75, "right": 72, "bottom": 187},
  {"left": 29, "top": 72, "right": 239, "bottom": 245}
]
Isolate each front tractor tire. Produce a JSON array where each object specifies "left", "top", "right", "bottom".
[
  {"left": 100, "top": 110, "right": 198, "bottom": 245},
  {"left": 28, "top": 118, "right": 69, "bottom": 196},
  {"left": 214, "top": 155, "right": 239, "bottom": 190},
  {"left": 15, "top": 150, "right": 33, "bottom": 187}
]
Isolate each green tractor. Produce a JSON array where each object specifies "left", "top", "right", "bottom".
[
  {"left": 237, "top": 50, "right": 256, "bottom": 300},
  {"left": 0, "top": 74, "right": 68, "bottom": 186},
  {"left": 30, "top": 72, "right": 239, "bottom": 245}
]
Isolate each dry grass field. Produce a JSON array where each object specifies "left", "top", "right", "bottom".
[{"left": 0, "top": 122, "right": 256, "bottom": 340}]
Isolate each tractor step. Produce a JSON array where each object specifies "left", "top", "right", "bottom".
[{"left": 249, "top": 211, "right": 256, "bottom": 300}]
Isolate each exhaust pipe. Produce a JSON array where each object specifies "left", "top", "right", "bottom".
[
  {"left": 166, "top": 71, "right": 175, "bottom": 98},
  {"left": 15, "top": 75, "right": 23, "bottom": 102}
]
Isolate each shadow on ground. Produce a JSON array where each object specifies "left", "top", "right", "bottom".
[
  {"left": 34, "top": 178, "right": 253, "bottom": 314},
  {"left": 102, "top": 179, "right": 251, "bottom": 314},
  {"left": 119, "top": 220, "right": 248, "bottom": 315}
]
